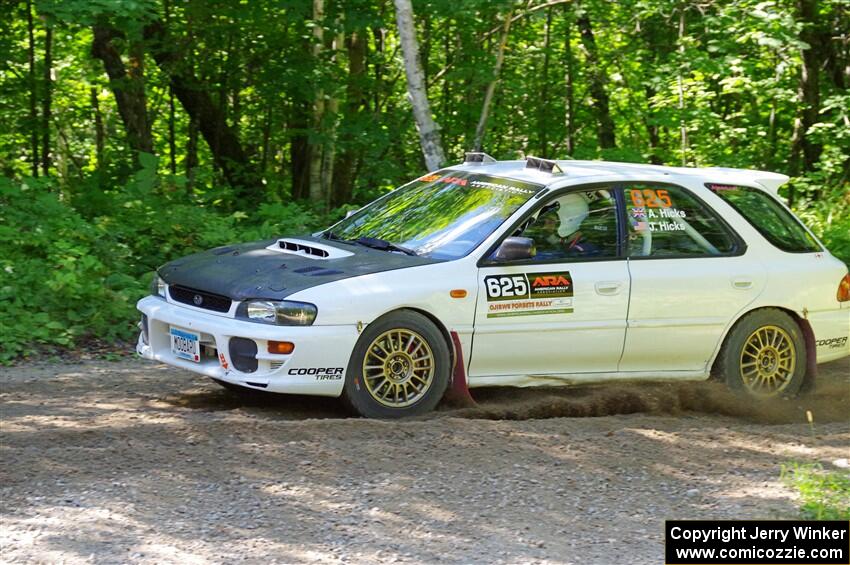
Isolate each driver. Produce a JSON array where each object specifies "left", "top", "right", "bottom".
[{"left": 537, "top": 193, "right": 597, "bottom": 256}]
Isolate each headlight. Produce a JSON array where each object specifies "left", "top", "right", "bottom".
[
  {"left": 239, "top": 300, "right": 317, "bottom": 326},
  {"left": 151, "top": 274, "right": 167, "bottom": 298}
]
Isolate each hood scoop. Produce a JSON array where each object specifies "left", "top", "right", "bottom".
[{"left": 265, "top": 238, "right": 353, "bottom": 260}]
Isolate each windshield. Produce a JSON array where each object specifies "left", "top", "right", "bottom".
[{"left": 326, "top": 170, "right": 543, "bottom": 259}]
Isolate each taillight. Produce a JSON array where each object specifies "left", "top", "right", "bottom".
[{"left": 838, "top": 273, "right": 850, "bottom": 302}]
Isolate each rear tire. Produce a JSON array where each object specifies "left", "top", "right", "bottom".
[
  {"left": 715, "top": 309, "right": 806, "bottom": 399},
  {"left": 342, "top": 311, "right": 450, "bottom": 418}
]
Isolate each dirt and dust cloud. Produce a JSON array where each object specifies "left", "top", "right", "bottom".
[
  {"left": 160, "top": 362, "right": 848, "bottom": 424},
  {"left": 440, "top": 369, "right": 850, "bottom": 424}
]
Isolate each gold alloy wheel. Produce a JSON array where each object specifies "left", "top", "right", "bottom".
[
  {"left": 362, "top": 329, "right": 435, "bottom": 408},
  {"left": 739, "top": 325, "right": 796, "bottom": 396}
]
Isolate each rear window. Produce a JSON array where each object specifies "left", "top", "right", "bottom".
[{"left": 707, "top": 184, "right": 821, "bottom": 253}]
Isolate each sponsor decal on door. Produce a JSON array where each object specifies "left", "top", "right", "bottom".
[{"left": 484, "top": 271, "right": 574, "bottom": 318}]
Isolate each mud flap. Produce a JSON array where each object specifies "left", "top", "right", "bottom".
[
  {"left": 444, "top": 331, "right": 476, "bottom": 406},
  {"left": 797, "top": 317, "right": 818, "bottom": 393}
]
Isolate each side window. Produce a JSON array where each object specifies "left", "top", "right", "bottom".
[
  {"left": 512, "top": 188, "right": 619, "bottom": 262},
  {"left": 624, "top": 184, "right": 737, "bottom": 257},
  {"left": 707, "top": 184, "right": 821, "bottom": 253}
]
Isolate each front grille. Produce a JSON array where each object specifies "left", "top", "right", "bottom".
[{"left": 169, "top": 285, "right": 232, "bottom": 313}]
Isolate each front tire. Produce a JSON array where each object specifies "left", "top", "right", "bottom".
[
  {"left": 715, "top": 309, "right": 807, "bottom": 399},
  {"left": 342, "top": 311, "right": 450, "bottom": 418}
]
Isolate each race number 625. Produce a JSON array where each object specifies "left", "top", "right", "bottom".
[{"left": 486, "top": 275, "right": 528, "bottom": 300}]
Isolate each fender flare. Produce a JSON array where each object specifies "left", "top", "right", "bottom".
[{"left": 708, "top": 305, "right": 817, "bottom": 389}]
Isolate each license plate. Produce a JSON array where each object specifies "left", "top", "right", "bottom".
[{"left": 170, "top": 327, "right": 200, "bottom": 362}]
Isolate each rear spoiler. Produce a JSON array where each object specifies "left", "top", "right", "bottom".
[{"left": 704, "top": 167, "right": 789, "bottom": 195}]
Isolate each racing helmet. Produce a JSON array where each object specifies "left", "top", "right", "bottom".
[{"left": 555, "top": 193, "right": 590, "bottom": 238}]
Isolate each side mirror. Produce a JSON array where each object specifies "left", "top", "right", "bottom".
[{"left": 492, "top": 236, "right": 536, "bottom": 262}]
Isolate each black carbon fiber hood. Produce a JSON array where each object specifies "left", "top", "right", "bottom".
[{"left": 157, "top": 236, "right": 438, "bottom": 301}]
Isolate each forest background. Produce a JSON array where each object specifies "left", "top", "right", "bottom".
[{"left": 1, "top": 0, "right": 848, "bottom": 361}]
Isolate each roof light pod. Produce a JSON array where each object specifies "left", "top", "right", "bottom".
[
  {"left": 525, "top": 156, "right": 564, "bottom": 175},
  {"left": 464, "top": 152, "right": 496, "bottom": 164}
]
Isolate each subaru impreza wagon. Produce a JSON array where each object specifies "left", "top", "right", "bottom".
[{"left": 137, "top": 155, "right": 850, "bottom": 418}]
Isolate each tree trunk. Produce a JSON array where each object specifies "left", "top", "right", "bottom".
[
  {"left": 26, "top": 0, "right": 39, "bottom": 177},
  {"left": 168, "top": 86, "right": 177, "bottom": 174},
  {"left": 41, "top": 25, "right": 52, "bottom": 175},
  {"left": 823, "top": 2, "right": 848, "bottom": 91},
  {"left": 576, "top": 11, "right": 616, "bottom": 149},
  {"left": 372, "top": 25, "right": 385, "bottom": 114},
  {"left": 766, "top": 53, "right": 782, "bottom": 170},
  {"left": 289, "top": 103, "right": 311, "bottom": 200},
  {"left": 422, "top": 10, "right": 431, "bottom": 87},
  {"left": 563, "top": 6, "right": 575, "bottom": 156},
  {"left": 675, "top": 5, "right": 689, "bottom": 165},
  {"left": 393, "top": 0, "right": 445, "bottom": 171},
  {"left": 144, "top": 21, "right": 261, "bottom": 200},
  {"left": 164, "top": 0, "right": 176, "bottom": 175},
  {"left": 261, "top": 104, "right": 272, "bottom": 175},
  {"left": 91, "top": 25, "right": 153, "bottom": 156},
  {"left": 186, "top": 113, "right": 199, "bottom": 190},
  {"left": 332, "top": 29, "right": 367, "bottom": 207},
  {"left": 638, "top": 14, "right": 672, "bottom": 165},
  {"left": 309, "top": 0, "right": 326, "bottom": 203},
  {"left": 789, "top": 0, "right": 825, "bottom": 185},
  {"left": 289, "top": 14, "right": 313, "bottom": 200},
  {"left": 473, "top": 6, "right": 514, "bottom": 152},
  {"left": 320, "top": 24, "right": 345, "bottom": 205},
  {"left": 644, "top": 87, "right": 662, "bottom": 165},
  {"left": 90, "top": 87, "right": 105, "bottom": 169},
  {"left": 232, "top": 64, "right": 241, "bottom": 139},
  {"left": 539, "top": 7, "right": 553, "bottom": 157}
]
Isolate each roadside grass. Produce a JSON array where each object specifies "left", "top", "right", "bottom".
[{"left": 781, "top": 462, "right": 850, "bottom": 520}]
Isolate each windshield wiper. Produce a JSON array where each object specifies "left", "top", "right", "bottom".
[
  {"left": 322, "top": 231, "right": 358, "bottom": 246},
  {"left": 323, "top": 231, "right": 416, "bottom": 255},
  {"left": 352, "top": 237, "right": 417, "bottom": 256}
]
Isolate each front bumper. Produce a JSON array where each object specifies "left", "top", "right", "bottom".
[{"left": 136, "top": 295, "right": 358, "bottom": 396}]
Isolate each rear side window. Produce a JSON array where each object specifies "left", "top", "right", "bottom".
[
  {"left": 624, "top": 184, "right": 738, "bottom": 257},
  {"left": 707, "top": 184, "right": 821, "bottom": 253}
]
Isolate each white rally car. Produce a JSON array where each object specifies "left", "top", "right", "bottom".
[{"left": 137, "top": 155, "right": 850, "bottom": 418}]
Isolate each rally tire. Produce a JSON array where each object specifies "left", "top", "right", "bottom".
[
  {"left": 715, "top": 309, "right": 806, "bottom": 399},
  {"left": 342, "top": 311, "right": 450, "bottom": 418}
]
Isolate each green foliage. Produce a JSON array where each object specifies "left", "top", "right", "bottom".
[
  {"left": 1, "top": 0, "right": 848, "bottom": 360},
  {"left": 793, "top": 194, "right": 850, "bottom": 266},
  {"left": 781, "top": 463, "right": 850, "bottom": 520},
  {"left": 0, "top": 174, "right": 329, "bottom": 362}
]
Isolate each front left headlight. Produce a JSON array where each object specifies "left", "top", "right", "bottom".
[
  {"left": 151, "top": 273, "right": 167, "bottom": 298},
  {"left": 238, "top": 300, "right": 317, "bottom": 326}
]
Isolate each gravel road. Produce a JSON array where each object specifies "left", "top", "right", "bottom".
[{"left": 1, "top": 358, "right": 848, "bottom": 564}]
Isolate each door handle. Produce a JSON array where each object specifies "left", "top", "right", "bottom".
[
  {"left": 731, "top": 278, "right": 753, "bottom": 290},
  {"left": 595, "top": 281, "right": 622, "bottom": 296}
]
